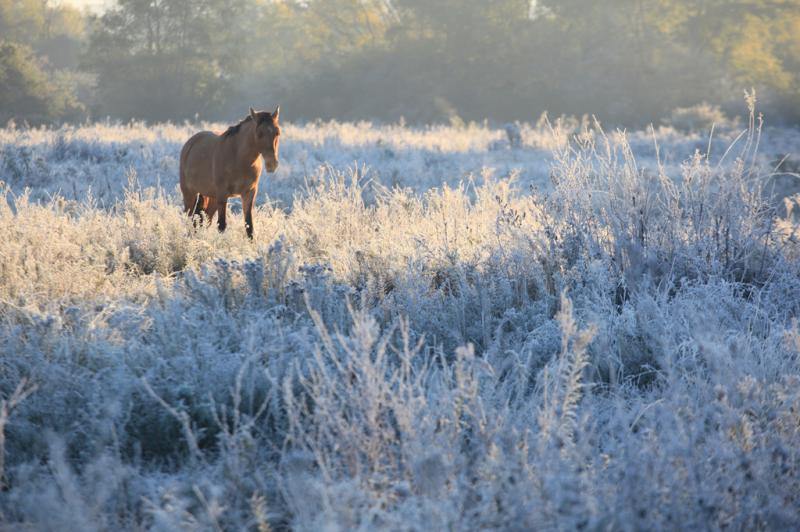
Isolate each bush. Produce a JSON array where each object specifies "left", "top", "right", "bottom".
[{"left": 663, "top": 102, "right": 740, "bottom": 132}]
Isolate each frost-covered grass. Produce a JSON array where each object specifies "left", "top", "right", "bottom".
[
  {"left": 1, "top": 109, "right": 800, "bottom": 530},
  {"left": 4, "top": 114, "right": 798, "bottom": 206}
]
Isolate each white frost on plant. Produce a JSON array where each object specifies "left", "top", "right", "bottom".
[{"left": 0, "top": 112, "right": 799, "bottom": 530}]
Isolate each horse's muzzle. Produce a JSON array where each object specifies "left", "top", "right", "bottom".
[{"left": 266, "top": 161, "right": 279, "bottom": 173}]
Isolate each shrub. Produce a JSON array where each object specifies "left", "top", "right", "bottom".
[{"left": 663, "top": 102, "right": 739, "bottom": 132}]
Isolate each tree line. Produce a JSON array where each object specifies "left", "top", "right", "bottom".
[{"left": 1, "top": 0, "right": 799, "bottom": 126}]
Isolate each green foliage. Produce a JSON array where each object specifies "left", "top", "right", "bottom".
[
  {"left": 0, "top": 41, "right": 83, "bottom": 125},
  {"left": 82, "top": 0, "right": 239, "bottom": 120},
  {"left": 1, "top": 0, "right": 800, "bottom": 125},
  {"left": 0, "top": 0, "right": 85, "bottom": 68},
  {"left": 273, "top": 0, "right": 800, "bottom": 125}
]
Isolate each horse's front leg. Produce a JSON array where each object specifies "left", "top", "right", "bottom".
[
  {"left": 242, "top": 188, "right": 257, "bottom": 239},
  {"left": 216, "top": 196, "right": 229, "bottom": 233}
]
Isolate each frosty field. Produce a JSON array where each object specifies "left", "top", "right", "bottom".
[{"left": 1, "top": 110, "right": 800, "bottom": 530}]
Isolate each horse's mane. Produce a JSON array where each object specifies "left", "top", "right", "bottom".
[{"left": 221, "top": 115, "right": 254, "bottom": 138}]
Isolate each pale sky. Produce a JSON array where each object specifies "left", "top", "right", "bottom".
[
  {"left": 65, "top": 0, "right": 111, "bottom": 13},
  {"left": 67, "top": 0, "right": 542, "bottom": 18}
]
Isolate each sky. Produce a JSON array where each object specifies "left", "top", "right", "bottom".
[{"left": 65, "top": 0, "right": 110, "bottom": 13}]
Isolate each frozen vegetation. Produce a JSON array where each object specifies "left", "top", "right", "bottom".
[{"left": 1, "top": 104, "right": 800, "bottom": 530}]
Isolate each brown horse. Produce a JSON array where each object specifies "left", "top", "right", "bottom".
[{"left": 179, "top": 106, "right": 281, "bottom": 238}]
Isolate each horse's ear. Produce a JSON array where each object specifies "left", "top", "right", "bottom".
[
  {"left": 273, "top": 105, "right": 280, "bottom": 121},
  {"left": 249, "top": 107, "right": 257, "bottom": 121}
]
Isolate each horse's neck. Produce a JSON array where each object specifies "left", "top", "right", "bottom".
[{"left": 230, "top": 121, "right": 260, "bottom": 166}]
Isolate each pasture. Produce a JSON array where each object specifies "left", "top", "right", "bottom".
[{"left": 1, "top": 109, "right": 800, "bottom": 530}]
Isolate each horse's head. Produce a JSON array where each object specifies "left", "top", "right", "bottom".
[{"left": 249, "top": 106, "right": 281, "bottom": 172}]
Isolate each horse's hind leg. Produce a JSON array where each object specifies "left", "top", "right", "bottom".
[
  {"left": 203, "top": 197, "right": 217, "bottom": 226},
  {"left": 181, "top": 186, "right": 196, "bottom": 215}
]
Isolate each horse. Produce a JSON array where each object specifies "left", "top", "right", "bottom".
[{"left": 179, "top": 106, "right": 281, "bottom": 239}]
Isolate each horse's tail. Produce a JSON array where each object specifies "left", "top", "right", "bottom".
[{"left": 191, "top": 193, "right": 202, "bottom": 217}]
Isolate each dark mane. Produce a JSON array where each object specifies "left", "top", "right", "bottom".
[{"left": 221, "top": 115, "right": 253, "bottom": 138}]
